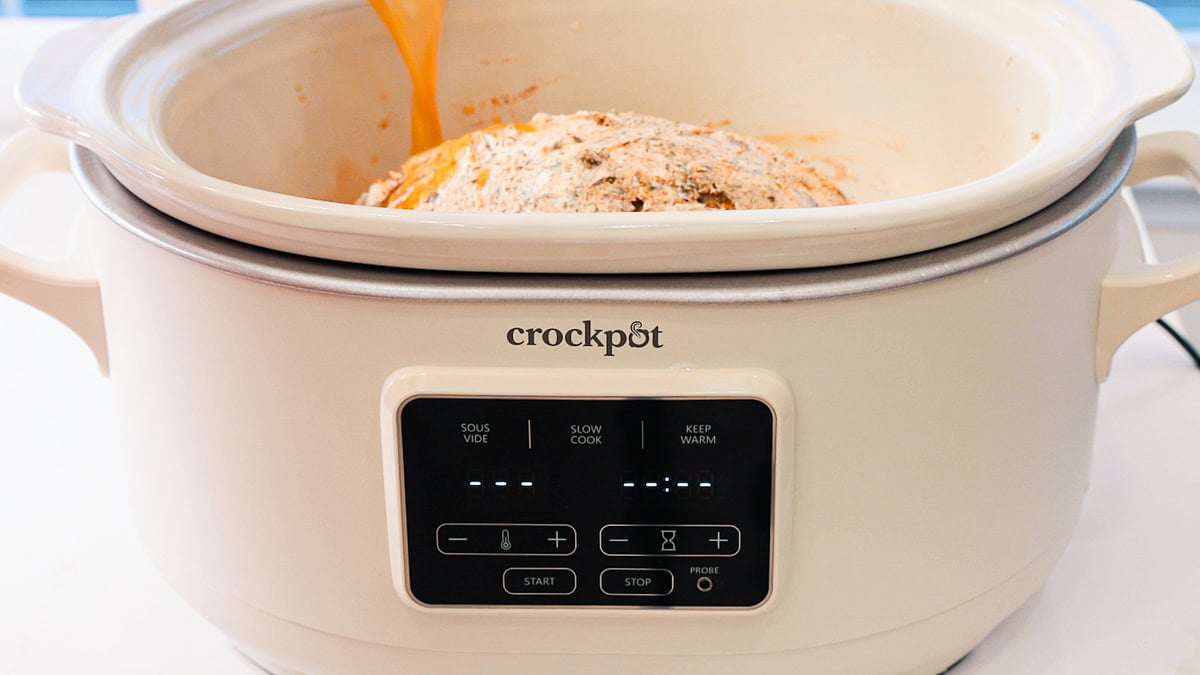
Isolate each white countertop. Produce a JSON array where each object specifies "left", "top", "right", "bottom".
[{"left": 2, "top": 16, "right": 1200, "bottom": 675}]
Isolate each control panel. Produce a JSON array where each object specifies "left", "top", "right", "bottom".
[{"left": 398, "top": 397, "right": 774, "bottom": 607}]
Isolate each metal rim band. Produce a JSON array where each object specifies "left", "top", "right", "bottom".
[{"left": 69, "top": 128, "right": 1135, "bottom": 305}]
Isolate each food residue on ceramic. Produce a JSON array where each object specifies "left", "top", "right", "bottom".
[
  {"left": 760, "top": 130, "right": 838, "bottom": 147},
  {"left": 457, "top": 84, "right": 543, "bottom": 119},
  {"left": 335, "top": 155, "right": 374, "bottom": 201},
  {"left": 478, "top": 56, "right": 520, "bottom": 66},
  {"left": 804, "top": 155, "right": 852, "bottom": 183}
]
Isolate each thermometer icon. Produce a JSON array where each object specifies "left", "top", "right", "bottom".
[{"left": 500, "top": 529, "right": 512, "bottom": 551}]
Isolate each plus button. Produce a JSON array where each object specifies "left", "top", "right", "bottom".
[
  {"left": 709, "top": 531, "right": 728, "bottom": 550},
  {"left": 548, "top": 530, "right": 568, "bottom": 549}
]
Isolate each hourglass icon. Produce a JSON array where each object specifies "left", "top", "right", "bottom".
[
  {"left": 660, "top": 529, "right": 677, "bottom": 553},
  {"left": 500, "top": 528, "right": 513, "bottom": 551}
]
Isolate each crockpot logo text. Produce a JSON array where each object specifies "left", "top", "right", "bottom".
[{"left": 506, "top": 320, "right": 664, "bottom": 357}]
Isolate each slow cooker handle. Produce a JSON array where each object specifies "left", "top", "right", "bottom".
[
  {"left": 1089, "top": 0, "right": 1195, "bottom": 125},
  {"left": 0, "top": 130, "right": 108, "bottom": 375},
  {"left": 1096, "top": 132, "right": 1200, "bottom": 381},
  {"left": 17, "top": 15, "right": 131, "bottom": 145}
]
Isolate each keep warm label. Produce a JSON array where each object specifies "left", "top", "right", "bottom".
[{"left": 680, "top": 423, "right": 717, "bottom": 446}]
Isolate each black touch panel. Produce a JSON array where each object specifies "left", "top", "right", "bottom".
[{"left": 399, "top": 398, "right": 774, "bottom": 607}]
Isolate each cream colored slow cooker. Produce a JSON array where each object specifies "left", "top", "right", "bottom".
[{"left": 4, "top": 1, "right": 1200, "bottom": 674}]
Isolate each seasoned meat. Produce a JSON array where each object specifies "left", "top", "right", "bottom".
[{"left": 359, "top": 110, "right": 849, "bottom": 212}]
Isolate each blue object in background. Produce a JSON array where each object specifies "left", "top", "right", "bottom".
[
  {"left": 1146, "top": 0, "right": 1200, "bottom": 28},
  {"left": 2, "top": 0, "right": 138, "bottom": 16},
  {"left": 0, "top": 0, "right": 1196, "bottom": 27},
  {"left": 21, "top": 1, "right": 137, "bottom": 16}
]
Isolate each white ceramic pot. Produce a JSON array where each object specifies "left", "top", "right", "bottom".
[
  {"left": 4, "top": 1, "right": 1200, "bottom": 674},
  {"left": 14, "top": 0, "right": 1195, "bottom": 272}
]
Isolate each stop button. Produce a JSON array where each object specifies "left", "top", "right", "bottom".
[{"left": 600, "top": 568, "right": 674, "bottom": 596}]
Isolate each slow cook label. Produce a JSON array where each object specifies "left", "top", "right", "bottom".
[{"left": 398, "top": 397, "right": 773, "bottom": 607}]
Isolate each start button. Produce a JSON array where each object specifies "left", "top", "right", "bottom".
[{"left": 502, "top": 568, "right": 577, "bottom": 596}]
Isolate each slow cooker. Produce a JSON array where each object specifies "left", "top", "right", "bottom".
[{"left": 3, "top": 1, "right": 1200, "bottom": 674}]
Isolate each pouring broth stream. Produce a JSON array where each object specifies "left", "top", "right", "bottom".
[{"left": 367, "top": 0, "right": 446, "bottom": 153}]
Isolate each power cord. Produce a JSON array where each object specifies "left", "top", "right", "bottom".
[{"left": 1157, "top": 318, "right": 1200, "bottom": 370}]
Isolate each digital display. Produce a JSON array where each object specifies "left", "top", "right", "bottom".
[{"left": 399, "top": 397, "right": 774, "bottom": 607}]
